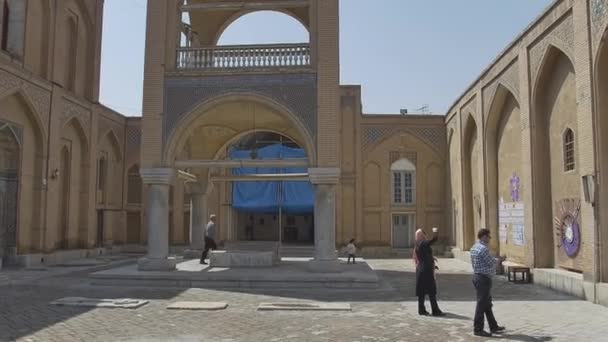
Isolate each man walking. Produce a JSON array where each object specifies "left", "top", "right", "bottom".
[
  {"left": 470, "top": 228, "right": 505, "bottom": 337},
  {"left": 200, "top": 214, "right": 218, "bottom": 265}
]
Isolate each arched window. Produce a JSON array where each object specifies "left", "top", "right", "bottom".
[
  {"left": 1, "top": 0, "right": 9, "bottom": 51},
  {"left": 563, "top": 128, "right": 575, "bottom": 171},
  {"left": 127, "top": 165, "right": 142, "bottom": 204},
  {"left": 391, "top": 158, "right": 416, "bottom": 205},
  {"left": 1, "top": 0, "right": 25, "bottom": 57}
]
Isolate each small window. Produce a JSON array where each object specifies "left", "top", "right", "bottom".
[
  {"left": 563, "top": 128, "right": 575, "bottom": 172},
  {"left": 97, "top": 156, "right": 106, "bottom": 191},
  {"left": 1, "top": 1, "right": 9, "bottom": 51}
]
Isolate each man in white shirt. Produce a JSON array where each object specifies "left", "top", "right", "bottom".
[
  {"left": 470, "top": 228, "right": 505, "bottom": 337},
  {"left": 200, "top": 214, "right": 217, "bottom": 265}
]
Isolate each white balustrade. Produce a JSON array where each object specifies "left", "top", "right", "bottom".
[{"left": 176, "top": 43, "right": 311, "bottom": 70}]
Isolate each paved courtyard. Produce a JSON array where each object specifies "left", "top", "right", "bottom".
[{"left": 1, "top": 257, "right": 607, "bottom": 342}]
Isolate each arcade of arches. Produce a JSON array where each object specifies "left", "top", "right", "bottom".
[{"left": 1, "top": 0, "right": 608, "bottom": 306}]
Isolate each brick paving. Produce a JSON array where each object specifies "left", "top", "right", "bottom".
[{"left": 1, "top": 258, "right": 607, "bottom": 342}]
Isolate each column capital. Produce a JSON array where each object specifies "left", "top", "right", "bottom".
[
  {"left": 185, "top": 182, "right": 212, "bottom": 195},
  {"left": 308, "top": 167, "right": 340, "bottom": 185},
  {"left": 140, "top": 168, "right": 175, "bottom": 185}
]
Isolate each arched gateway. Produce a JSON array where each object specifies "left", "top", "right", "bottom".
[{"left": 137, "top": 0, "right": 341, "bottom": 272}]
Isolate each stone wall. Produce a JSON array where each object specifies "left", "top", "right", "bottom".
[{"left": 446, "top": 0, "right": 607, "bottom": 285}]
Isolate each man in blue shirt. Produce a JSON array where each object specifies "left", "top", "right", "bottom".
[{"left": 470, "top": 228, "right": 505, "bottom": 337}]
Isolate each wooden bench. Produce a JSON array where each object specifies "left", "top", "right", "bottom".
[{"left": 507, "top": 266, "right": 531, "bottom": 283}]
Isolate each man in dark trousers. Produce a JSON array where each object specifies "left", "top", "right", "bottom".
[
  {"left": 200, "top": 214, "right": 217, "bottom": 265},
  {"left": 245, "top": 215, "right": 254, "bottom": 241},
  {"left": 470, "top": 228, "right": 505, "bottom": 337}
]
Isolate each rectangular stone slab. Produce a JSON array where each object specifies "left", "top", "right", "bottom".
[
  {"left": 50, "top": 297, "right": 148, "bottom": 309},
  {"left": 166, "top": 301, "right": 228, "bottom": 310},
  {"left": 210, "top": 250, "right": 274, "bottom": 268},
  {"left": 257, "top": 302, "right": 351, "bottom": 311}
]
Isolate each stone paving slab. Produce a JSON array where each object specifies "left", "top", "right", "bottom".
[
  {"left": 166, "top": 301, "right": 228, "bottom": 310},
  {"left": 50, "top": 297, "right": 149, "bottom": 309},
  {"left": 257, "top": 302, "right": 352, "bottom": 311}
]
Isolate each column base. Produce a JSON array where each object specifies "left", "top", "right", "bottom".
[
  {"left": 307, "top": 259, "right": 343, "bottom": 273},
  {"left": 182, "top": 249, "right": 202, "bottom": 259},
  {"left": 137, "top": 256, "right": 181, "bottom": 271}
]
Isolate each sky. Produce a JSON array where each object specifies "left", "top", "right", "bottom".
[{"left": 99, "top": 0, "right": 553, "bottom": 117}]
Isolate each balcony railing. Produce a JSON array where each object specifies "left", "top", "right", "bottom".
[{"left": 176, "top": 43, "right": 311, "bottom": 71}]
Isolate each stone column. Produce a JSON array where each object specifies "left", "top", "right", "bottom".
[
  {"left": 183, "top": 183, "right": 210, "bottom": 259},
  {"left": 138, "top": 168, "right": 179, "bottom": 271},
  {"left": 308, "top": 168, "right": 341, "bottom": 273}
]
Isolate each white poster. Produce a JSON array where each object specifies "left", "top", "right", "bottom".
[{"left": 498, "top": 201, "right": 525, "bottom": 246}]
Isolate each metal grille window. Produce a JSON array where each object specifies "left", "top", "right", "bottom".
[
  {"left": 393, "top": 172, "right": 402, "bottom": 203},
  {"left": 391, "top": 158, "right": 416, "bottom": 206},
  {"left": 563, "top": 128, "right": 575, "bottom": 172},
  {"left": 126, "top": 165, "right": 142, "bottom": 204}
]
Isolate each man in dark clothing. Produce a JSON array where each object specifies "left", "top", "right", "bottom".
[
  {"left": 200, "top": 214, "right": 217, "bottom": 265},
  {"left": 245, "top": 215, "right": 254, "bottom": 241},
  {"left": 470, "top": 228, "right": 506, "bottom": 337},
  {"left": 414, "top": 227, "right": 444, "bottom": 316}
]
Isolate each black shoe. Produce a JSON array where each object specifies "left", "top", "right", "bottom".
[
  {"left": 490, "top": 326, "right": 506, "bottom": 333},
  {"left": 200, "top": 261, "right": 208, "bottom": 265},
  {"left": 432, "top": 311, "right": 445, "bottom": 317},
  {"left": 474, "top": 330, "right": 492, "bottom": 337},
  {"left": 418, "top": 311, "right": 430, "bottom": 316}
]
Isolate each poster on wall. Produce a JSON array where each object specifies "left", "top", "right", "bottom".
[
  {"left": 499, "top": 224, "right": 508, "bottom": 243},
  {"left": 498, "top": 199, "right": 525, "bottom": 246}
]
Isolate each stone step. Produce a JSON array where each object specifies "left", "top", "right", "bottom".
[{"left": 280, "top": 246, "right": 315, "bottom": 258}]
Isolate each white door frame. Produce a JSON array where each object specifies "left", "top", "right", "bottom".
[{"left": 391, "top": 211, "right": 416, "bottom": 248}]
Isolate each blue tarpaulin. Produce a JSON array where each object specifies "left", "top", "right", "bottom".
[{"left": 231, "top": 144, "right": 313, "bottom": 214}]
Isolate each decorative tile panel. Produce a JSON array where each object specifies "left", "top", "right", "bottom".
[
  {"left": 529, "top": 15, "right": 575, "bottom": 84},
  {"left": 21, "top": 83, "right": 51, "bottom": 122},
  {"left": 163, "top": 73, "right": 317, "bottom": 144},
  {"left": 0, "top": 71, "right": 51, "bottom": 132},
  {"left": 61, "top": 98, "right": 91, "bottom": 133},
  {"left": 591, "top": 0, "right": 608, "bottom": 52},
  {"left": 98, "top": 117, "right": 125, "bottom": 150},
  {"left": 363, "top": 125, "right": 444, "bottom": 155},
  {"left": 390, "top": 151, "right": 417, "bottom": 166},
  {"left": 0, "top": 70, "right": 22, "bottom": 95},
  {"left": 126, "top": 125, "right": 141, "bottom": 153},
  {"left": 0, "top": 119, "right": 23, "bottom": 145},
  {"left": 592, "top": 0, "right": 608, "bottom": 31},
  {"left": 482, "top": 61, "right": 520, "bottom": 116}
]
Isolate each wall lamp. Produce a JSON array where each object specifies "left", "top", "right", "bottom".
[
  {"left": 582, "top": 174, "right": 596, "bottom": 206},
  {"left": 50, "top": 168, "right": 60, "bottom": 179}
]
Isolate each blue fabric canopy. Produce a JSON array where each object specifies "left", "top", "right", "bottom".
[{"left": 231, "top": 144, "right": 313, "bottom": 214}]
